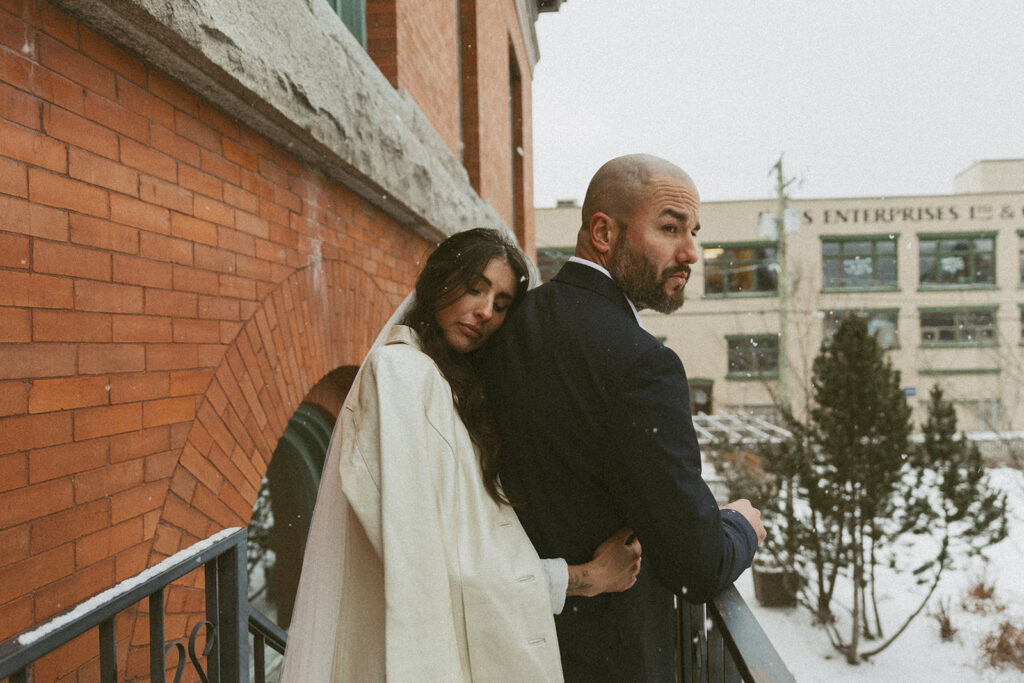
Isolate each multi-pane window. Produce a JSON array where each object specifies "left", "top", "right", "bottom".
[
  {"left": 824, "top": 310, "right": 899, "bottom": 349},
  {"left": 727, "top": 335, "right": 779, "bottom": 378},
  {"left": 821, "top": 235, "right": 898, "bottom": 290},
  {"left": 537, "top": 246, "right": 574, "bottom": 283},
  {"left": 1018, "top": 232, "right": 1024, "bottom": 286},
  {"left": 326, "top": 0, "right": 367, "bottom": 47},
  {"left": 919, "top": 233, "right": 995, "bottom": 287},
  {"left": 703, "top": 243, "right": 778, "bottom": 296},
  {"left": 920, "top": 308, "right": 997, "bottom": 345},
  {"left": 1020, "top": 306, "right": 1023, "bottom": 345}
]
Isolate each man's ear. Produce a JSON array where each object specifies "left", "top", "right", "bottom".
[{"left": 588, "top": 212, "right": 617, "bottom": 255}]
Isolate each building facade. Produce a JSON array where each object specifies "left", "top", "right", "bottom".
[
  {"left": 0, "top": 0, "right": 561, "bottom": 679},
  {"left": 537, "top": 160, "right": 1024, "bottom": 443}
]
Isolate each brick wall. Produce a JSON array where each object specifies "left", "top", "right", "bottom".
[{"left": 0, "top": 0, "right": 444, "bottom": 678}]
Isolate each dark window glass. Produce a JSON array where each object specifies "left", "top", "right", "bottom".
[
  {"left": 919, "top": 234, "right": 995, "bottom": 286},
  {"left": 727, "top": 335, "right": 779, "bottom": 376},
  {"left": 820, "top": 236, "right": 898, "bottom": 289},
  {"left": 920, "top": 309, "right": 997, "bottom": 345},
  {"left": 703, "top": 244, "right": 778, "bottom": 296}
]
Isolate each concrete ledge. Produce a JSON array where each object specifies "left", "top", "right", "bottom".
[{"left": 55, "top": 0, "right": 508, "bottom": 243}]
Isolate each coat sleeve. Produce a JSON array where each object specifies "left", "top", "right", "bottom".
[
  {"left": 340, "top": 346, "right": 467, "bottom": 680},
  {"left": 603, "top": 344, "right": 757, "bottom": 603}
]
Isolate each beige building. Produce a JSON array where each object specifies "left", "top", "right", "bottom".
[{"left": 536, "top": 160, "right": 1024, "bottom": 440}]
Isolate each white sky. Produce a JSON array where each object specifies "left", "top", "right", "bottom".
[{"left": 530, "top": 0, "right": 1024, "bottom": 207}]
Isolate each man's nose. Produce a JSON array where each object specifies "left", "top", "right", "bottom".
[{"left": 677, "top": 236, "right": 699, "bottom": 264}]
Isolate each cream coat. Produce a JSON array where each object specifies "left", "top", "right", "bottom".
[{"left": 316, "top": 326, "right": 563, "bottom": 681}]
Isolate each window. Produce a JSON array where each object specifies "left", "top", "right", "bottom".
[
  {"left": 821, "top": 234, "right": 898, "bottom": 290},
  {"left": 1020, "top": 305, "right": 1023, "bottom": 345},
  {"left": 920, "top": 308, "right": 997, "bottom": 346},
  {"left": 689, "top": 379, "right": 713, "bottom": 415},
  {"left": 824, "top": 309, "right": 899, "bottom": 349},
  {"left": 727, "top": 334, "right": 779, "bottom": 378},
  {"left": 918, "top": 232, "right": 995, "bottom": 288},
  {"left": 536, "top": 246, "right": 574, "bottom": 283},
  {"left": 703, "top": 243, "right": 777, "bottom": 296},
  {"left": 326, "top": 0, "right": 366, "bottom": 46},
  {"left": 1018, "top": 231, "right": 1024, "bottom": 286}
]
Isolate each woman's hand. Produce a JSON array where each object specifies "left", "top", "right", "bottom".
[{"left": 566, "top": 527, "right": 642, "bottom": 597}]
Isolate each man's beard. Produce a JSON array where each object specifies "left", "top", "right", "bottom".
[{"left": 608, "top": 240, "right": 689, "bottom": 314}]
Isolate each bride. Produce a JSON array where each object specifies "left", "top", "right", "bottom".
[{"left": 280, "top": 229, "right": 641, "bottom": 681}]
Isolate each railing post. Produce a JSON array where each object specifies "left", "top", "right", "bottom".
[
  {"left": 149, "top": 589, "right": 165, "bottom": 683},
  {"left": 99, "top": 617, "right": 116, "bottom": 682},
  {"left": 205, "top": 560, "right": 222, "bottom": 683},
  {"left": 217, "top": 531, "right": 249, "bottom": 682},
  {"left": 678, "top": 599, "right": 707, "bottom": 683}
]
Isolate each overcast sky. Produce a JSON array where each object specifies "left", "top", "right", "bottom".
[{"left": 530, "top": 0, "right": 1024, "bottom": 207}]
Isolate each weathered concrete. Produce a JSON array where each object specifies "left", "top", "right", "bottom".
[{"left": 54, "top": 0, "right": 510, "bottom": 243}]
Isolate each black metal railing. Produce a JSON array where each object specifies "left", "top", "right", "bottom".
[
  {"left": 678, "top": 586, "right": 794, "bottom": 682},
  {"left": 0, "top": 528, "right": 250, "bottom": 683},
  {"left": 1, "top": 526, "right": 790, "bottom": 683}
]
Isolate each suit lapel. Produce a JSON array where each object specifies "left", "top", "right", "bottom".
[{"left": 552, "top": 261, "right": 637, "bottom": 321}]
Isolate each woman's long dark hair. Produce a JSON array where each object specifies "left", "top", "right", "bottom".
[{"left": 404, "top": 228, "right": 530, "bottom": 504}]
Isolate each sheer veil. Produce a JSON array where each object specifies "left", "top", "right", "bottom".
[{"left": 278, "top": 292, "right": 416, "bottom": 683}]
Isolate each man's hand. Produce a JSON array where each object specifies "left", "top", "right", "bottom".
[
  {"left": 722, "top": 499, "right": 766, "bottom": 544},
  {"left": 566, "top": 527, "right": 643, "bottom": 597}
]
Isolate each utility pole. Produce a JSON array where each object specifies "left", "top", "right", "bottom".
[{"left": 771, "top": 156, "right": 796, "bottom": 413}]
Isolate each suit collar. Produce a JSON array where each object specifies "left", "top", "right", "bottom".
[{"left": 552, "top": 261, "right": 638, "bottom": 322}]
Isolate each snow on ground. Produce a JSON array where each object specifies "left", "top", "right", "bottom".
[{"left": 736, "top": 467, "right": 1024, "bottom": 682}]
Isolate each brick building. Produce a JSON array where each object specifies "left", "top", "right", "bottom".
[{"left": 0, "top": 0, "right": 562, "bottom": 679}]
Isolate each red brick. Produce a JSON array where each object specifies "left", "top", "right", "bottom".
[
  {"left": 139, "top": 231, "right": 193, "bottom": 265},
  {"left": 217, "top": 481, "right": 253, "bottom": 523},
  {"left": 219, "top": 320, "right": 242, "bottom": 343},
  {"left": 84, "top": 90, "right": 148, "bottom": 142},
  {"left": 234, "top": 210, "right": 269, "bottom": 239},
  {"left": 0, "top": 305, "right": 31, "bottom": 343},
  {"left": 78, "top": 342, "right": 145, "bottom": 374},
  {"left": 108, "top": 371, "right": 169, "bottom": 404},
  {"left": 29, "top": 375, "right": 110, "bottom": 412},
  {"left": 110, "top": 479, "right": 167, "bottom": 523},
  {"left": 179, "top": 166, "right": 223, "bottom": 202},
  {"left": 197, "top": 342, "right": 226, "bottom": 368},
  {"left": 0, "top": 542, "right": 74, "bottom": 606},
  {"left": 73, "top": 458, "right": 143, "bottom": 503},
  {"left": 150, "top": 123, "right": 201, "bottom": 166},
  {"left": 38, "top": 33, "right": 116, "bottom": 99},
  {"left": 139, "top": 174, "right": 192, "bottom": 213},
  {"left": 144, "top": 450, "right": 177, "bottom": 481},
  {"left": 0, "top": 153, "right": 27, "bottom": 196},
  {"left": 0, "top": 477, "right": 74, "bottom": 529},
  {"left": 112, "top": 253, "right": 172, "bottom": 288},
  {"left": 40, "top": 2, "right": 79, "bottom": 48},
  {"left": 0, "top": 411, "right": 72, "bottom": 454},
  {"left": 75, "top": 515, "right": 143, "bottom": 568},
  {"left": 217, "top": 273, "right": 256, "bottom": 300},
  {"left": 148, "top": 70, "right": 198, "bottom": 116},
  {"left": 221, "top": 137, "right": 257, "bottom": 171},
  {"left": 192, "top": 482, "right": 243, "bottom": 527},
  {"left": 41, "top": 101, "right": 118, "bottom": 159},
  {"left": 120, "top": 136, "right": 176, "bottom": 182},
  {"left": 170, "top": 265, "right": 218, "bottom": 295},
  {"left": 113, "top": 539, "right": 149, "bottom": 582},
  {"left": 74, "top": 280, "right": 143, "bottom": 313},
  {"left": 111, "top": 314, "right": 172, "bottom": 343},
  {"left": 31, "top": 497, "right": 109, "bottom": 553},
  {"left": 109, "top": 193, "right": 171, "bottom": 235},
  {"left": 33, "top": 310, "right": 111, "bottom": 342},
  {"left": 197, "top": 101, "right": 239, "bottom": 140},
  {"left": 34, "top": 239, "right": 111, "bottom": 280},
  {"left": 0, "top": 522, "right": 30, "bottom": 568},
  {"left": 174, "top": 110, "right": 219, "bottom": 152},
  {"left": 169, "top": 211, "right": 217, "bottom": 246},
  {"left": 172, "top": 318, "right": 219, "bottom": 344},
  {"left": 68, "top": 145, "right": 139, "bottom": 196},
  {"left": 144, "top": 288, "right": 197, "bottom": 317},
  {"left": 169, "top": 369, "right": 213, "bottom": 396},
  {"left": 0, "top": 379, "right": 26, "bottom": 417},
  {"left": 146, "top": 343, "right": 199, "bottom": 371},
  {"left": 143, "top": 396, "right": 196, "bottom": 428},
  {"left": 0, "top": 117, "right": 67, "bottom": 172},
  {"left": 69, "top": 213, "right": 139, "bottom": 253},
  {"left": 162, "top": 493, "right": 211, "bottom": 538},
  {"left": 0, "top": 450, "right": 26, "bottom": 492},
  {"left": 34, "top": 557, "right": 114, "bottom": 621},
  {"left": 0, "top": 595, "right": 32, "bottom": 642},
  {"left": 116, "top": 76, "right": 173, "bottom": 128},
  {"left": 0, "top": 195, "right": 68, "bottom": 240},
  {"left": 0, "top": 5, "right": 28, "bottom": 53},
  {"left": 73, "top": 402, "right": 142, "bottom": 440},
  {"left": 235, "top": 254, "right": 272, "bottom": 281},
  {"left": 194, "top": 243, "right": 235, "bottom": 273},
  {"left": 196, "top": 295, "right": 240, "bottom": 321},
  {"left": 28, "top": 437, "right": 108, "bottom": 483},
  {"left": 0, "top": 231, "right": 29, "bottom": 268},
  {"left": 80, "top": 25, "right": 146, "bottom": 85},
  {"left": 28, "top": 167, "right": 109, "bottom": 217},
  {"left": 0, "top": 342, "right": 76, "bottom": 380},
  {"left": 28, "top": 62, "right": 86, "bottom": 114},
  {"left": 216, "top": 226, "right": 255, "bottom": 256},
  {"left": 109, "top": 425, "right": 170, "bottom": 463}
]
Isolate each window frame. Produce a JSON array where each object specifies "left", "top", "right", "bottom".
[
  {"left": 917, "top": 231, "right": 997, "bottom": 290},
  {"left": 918, "top": 306, "right": 999, "bottom": 347},
  {"left": 726, "top": 333, "right": 780, "bottom": 380},
  {"left": 823, "top": 308, "right": 900, "bottom": 349},
  {"left": 702, "top": 241, "right": 779, "bottom": 298},
  {"left": 1018, "top": 230, "right": 1024, "bottom": 288},
  {"left": 819, "top": 233, "right": 900, "bottom": 293}
]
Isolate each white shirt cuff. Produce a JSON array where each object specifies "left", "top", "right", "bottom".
[{"left": 540, "top": 558, "right": 568, "bottom": 615}]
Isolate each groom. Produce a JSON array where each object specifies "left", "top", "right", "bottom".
[{"left": 485, "top": 154, "right": 765, "bottom": 681}]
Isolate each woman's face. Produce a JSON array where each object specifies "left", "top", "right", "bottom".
[{"left": 435, "top": 257, "right": 517, "bottom": 353}]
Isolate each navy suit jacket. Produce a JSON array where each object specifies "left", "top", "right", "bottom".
[{"left": 484, "top": 261, "right": 757, "bottom": 682}]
